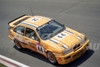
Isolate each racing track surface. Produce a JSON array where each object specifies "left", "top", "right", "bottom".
[{"left": 0, "top": 0, "right": 100, "bottom": 67}]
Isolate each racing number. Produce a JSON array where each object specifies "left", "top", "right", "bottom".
[
  {"left": 31, "top": 18, "right": 40, "bottom": 22},
  {"left": 36, "top": 45, "right": 45, "bottom": 53}
]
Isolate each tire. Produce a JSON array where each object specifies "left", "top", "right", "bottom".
[
  {"left": 14, "top": 40, "right": 22, "bottom": 50},
  {"left": 47, "top": 52, "right": 57, "bottom": 64}
]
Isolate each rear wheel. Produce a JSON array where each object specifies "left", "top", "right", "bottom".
[
  {"left": 14, "top": 40, "right": 22, "bottom": 49},
  {"left": 47, "top": 52, "right": 57, "bottom": 64}
]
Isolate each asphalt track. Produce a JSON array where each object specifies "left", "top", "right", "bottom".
[{"left": 0, "top": 0, "right": 100, "bottom": 67}]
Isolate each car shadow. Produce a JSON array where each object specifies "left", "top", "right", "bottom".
[
  {"left": 13, "top": 45, "right": 50, "bottom": 63},
  {"left": 14, "top": 45, "right": 94, "bottom": 67}
]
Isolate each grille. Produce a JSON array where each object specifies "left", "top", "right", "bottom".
[
  {"left": 64, "top": 56, "right": 71, "bottom": 60},
  {"left": 73, "top": 49, "right": 84, "bottom": 59},
  {"left": 73, "top": 44, "right": 80, "bottom": 50}
]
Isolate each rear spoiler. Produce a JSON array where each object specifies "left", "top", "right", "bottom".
[
  {"left": 8, "top": 14, "right": 28, "bottom": 25},
  {"left": 8, "top": 14, "right": 31, "bottom": 30}
]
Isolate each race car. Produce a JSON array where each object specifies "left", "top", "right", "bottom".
[{"left": 8, "top": 14, "right": 89, "bottom": 64}]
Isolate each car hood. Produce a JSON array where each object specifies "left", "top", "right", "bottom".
[{"left": 43, "top": 27, "right": 85, "bottom": 50}]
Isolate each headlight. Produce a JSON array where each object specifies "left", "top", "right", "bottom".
[
  {"left": 80, "top": 38, "right": 86, "bottom": 44},
  {"left": 63, "top": 48, "right": 72, "bottom": 55}
]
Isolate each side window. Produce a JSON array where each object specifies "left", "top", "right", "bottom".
[
  {"left": 14, "top": 26, "right": 25, "bottom": 35},
  {"left": 25, "top": 28, "right": 39, "bottom": 41}
]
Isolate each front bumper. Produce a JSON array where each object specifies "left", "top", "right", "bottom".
[{"left": 55, "top": 39, "right": 89, "bottom": 65}]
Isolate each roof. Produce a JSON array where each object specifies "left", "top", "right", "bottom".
[{"left": 20, "top": 15, "right": 52, "bottom": 28}]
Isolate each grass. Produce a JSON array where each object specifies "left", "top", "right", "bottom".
[{"left": 0, "top": 63, "right": 7, "bottom": 67}]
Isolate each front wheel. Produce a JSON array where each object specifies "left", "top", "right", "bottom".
[{"left": 47, "top": 52, "right": 57, "bottom": 64}]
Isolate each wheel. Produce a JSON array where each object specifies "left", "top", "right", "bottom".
[
  {"left": 14, "top": 40, "right": 22, "bottom": 49},
  {"left": 47, "top": 52, "right": 57, "bottom": 64}
]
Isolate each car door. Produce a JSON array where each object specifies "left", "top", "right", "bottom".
[{"left": 24, "top": 27, "right": 41, "bottom": 52}]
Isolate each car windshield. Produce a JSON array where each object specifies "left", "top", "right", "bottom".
[{"left": 36, "top": 20, "right": 65, "bottom": 40}]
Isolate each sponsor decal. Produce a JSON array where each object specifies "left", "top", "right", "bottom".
[
  {"left": 14, "top": 38, "right": 27, "bottom": 46},
  {"left": 30, "top": 18, "right": 40, "bottom": 22},
  {"left": 25, "top": 38, "right": 36, "bottom": 46},
  {"left": 15, "top": 35, "right": 27, "bottom": 46}
]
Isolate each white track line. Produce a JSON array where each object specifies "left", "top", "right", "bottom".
[
  {"left": 0, "top": 55, "right": 29, "bottom": 67},
  {"left": 0, "top": 58, "right": 17, "bottom": 67},
  {"left": 0, "top": 59, "right": 16, "bottom": 67}
]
